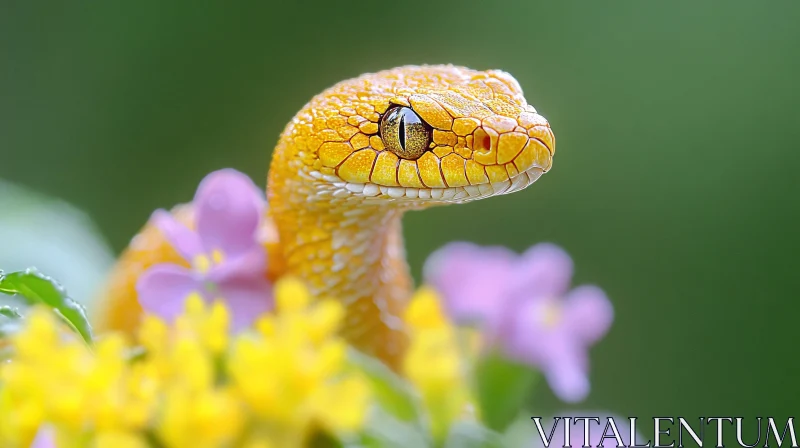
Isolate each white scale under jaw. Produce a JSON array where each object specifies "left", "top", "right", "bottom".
[{"left": 307, "top": 166, "right": 544, "bottom": 203}]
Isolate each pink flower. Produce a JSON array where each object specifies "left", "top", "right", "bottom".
[
  {"left": 30, "top": 426, "right": 54, "bottom": 448},
  {"left": 136, "top": 169, "right": 272, "bottom": 331},
  {"left": 424, "top": 242, "right": 613, "bottom": 402}
]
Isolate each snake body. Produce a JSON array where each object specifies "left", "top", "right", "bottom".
[{"left": 97, "top": 65, "right": 555, "bottom": 367}]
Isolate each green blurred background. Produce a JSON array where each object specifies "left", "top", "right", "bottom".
[{"left": 2, "top": 0, "right": 798, "bottom": 434}]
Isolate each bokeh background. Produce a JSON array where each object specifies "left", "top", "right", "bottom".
[{"left": 2, "top": 0, "right": 798, "bottom": 436}]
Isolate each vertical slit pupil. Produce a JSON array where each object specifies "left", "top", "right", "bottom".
[{"left": 398, "top": 111, "right": 406, "bottom": 150}]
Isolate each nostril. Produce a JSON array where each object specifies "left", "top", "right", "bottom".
[{"left": 474, "top": 129, "right": 491, "bottom": 153}]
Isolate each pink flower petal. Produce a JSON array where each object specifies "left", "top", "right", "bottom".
[
  {"left": 136, "top": 264, "right": 200, "bottom": 321},
  {"left": 217, "top": 277, "right": 273, "bottom": 331},
  {"left": 207, "top": 246, "right": 266, "bottom": 284},
  {"left": 152, "top": 209, "right": 202, "bottom": 260},
  {"left": 423, "top": 242, "right": 517, "bottom": 329},
  {"left": 544, "top": 360, "right": 590, "bottom": 403},
  {"left": 194, "top": 169, "right": 264, "bottom": 257},
  {"left": 503, "top": 294, "right": 597, "bottom": 403},
  {"left": 30, "top": 426, "right": 55, "bottom": 448},
  {"left": 423, "top": 240, "right": 613, "bottom": 405},
  {"left": 511, "top": 243, "right": 574, "bottom": 298},
  {"left": 504, "top": 298, "right": 562, "bottom": 364},
  {"left": 563, "top": 285, "right": 614, "bottom": 344}
]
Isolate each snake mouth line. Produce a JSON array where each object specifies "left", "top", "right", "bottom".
[{"left": 309, "top": 166, "right": 544, "bottom": 203}]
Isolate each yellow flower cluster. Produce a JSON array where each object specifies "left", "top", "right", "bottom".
[
  {"left": 0, "top": 310, "right": 153, "bottom": 448},
  {"left": 402, "top": 286, "right": 475, "bottom": 442},
  {"left": 0, "top": 278, "right": 370, "bottom": 448},
  {"left": 228, "top": 278, "right": 370, "bottom": 446}
]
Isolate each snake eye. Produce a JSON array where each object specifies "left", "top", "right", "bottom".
[{"left": 379, "top": 106, "right": 431, "bottom": 160}]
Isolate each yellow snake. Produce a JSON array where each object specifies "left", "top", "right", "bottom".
[{"left": 95, "top": 65, "right": 555, "bottom": 368}]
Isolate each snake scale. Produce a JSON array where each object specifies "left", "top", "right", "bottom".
[{"left": 96, "top": 65, "right": 556, "bottom": 368}]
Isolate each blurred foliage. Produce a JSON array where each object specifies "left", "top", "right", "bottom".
[
  {"left": 0, "top": 180, "right": 114, "bottom": 307},
  {"left": 1, "top": 0, "right": 799, "bottom": 434}
]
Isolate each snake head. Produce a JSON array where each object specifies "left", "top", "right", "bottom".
[{"left": 271, "top": 65, "right": 555, "bottom": 208}]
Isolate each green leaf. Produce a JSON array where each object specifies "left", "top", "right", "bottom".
[
  {"left": 0, "top": 306, "right": 22, "bottom": 358},
  {"left": 0, "top": 305, "right": 22, "bottom": 319},
  {"left": 308, "top": 430, "right": 345, "bottom": 448},
  {"left": 124, "top": 346, "right": 148, "bottom": 362},
  {"left": 346, "top": 348, "right": 425, "bottom": 424},
  {"left": 0, "top": 305, "right": 23, "bottom": 343},
  {"left": 502, "top": 413, "right": 543, "bottom": 448},
  {"left": 444, "top": 421, "right": 504, "bottom": 448},
  {"left": 474, "top": 352, "right": 538, "bottom": 432},
  {"left": 354, "top": 406, "right": 432, "bottom": 448},
  {"left": 0, "top": 269, "right": 93, "bottom": 344}
]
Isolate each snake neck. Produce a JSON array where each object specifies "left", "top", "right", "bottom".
[{"left": 267, "top": 177, "right": 412, "bottom": 361}]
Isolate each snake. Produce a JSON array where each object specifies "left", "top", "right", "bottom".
[{"left": 95, "top": 65, "right": 555, "bottom": 368}]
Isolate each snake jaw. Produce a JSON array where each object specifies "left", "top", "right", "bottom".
[{"left": 303, "top": 165, "right": 546, "bottom": 208}]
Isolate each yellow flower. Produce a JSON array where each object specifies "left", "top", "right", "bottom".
[
  {"left": 158, "top": 386, "right": 243, "bottom": 448},
  {"left": 0, "top": 309, "right": 157, "bottom": 447},
  {"left": 139, "top": 297, "right": 243, "bottom": 448},
  {"left": 402, "top": 287, "right": 475, "bottom": 442},
  {"left": 404, "top": 286, "right": 450, "bottom": 330},
  {"left": 93, "top": 431, "right": 150, "bottom": 448},
  {"left": 228, "top": 278, "right": 371, "bottom": 446},
  {"left": 180, "top": 292, "right": 230, "bottom": 355},
  {"left": 311, "top": 375, "right": 371, "bottom": 432},
  {"left": 0, "top": 278, "right": 371, "bottom": 447}
]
